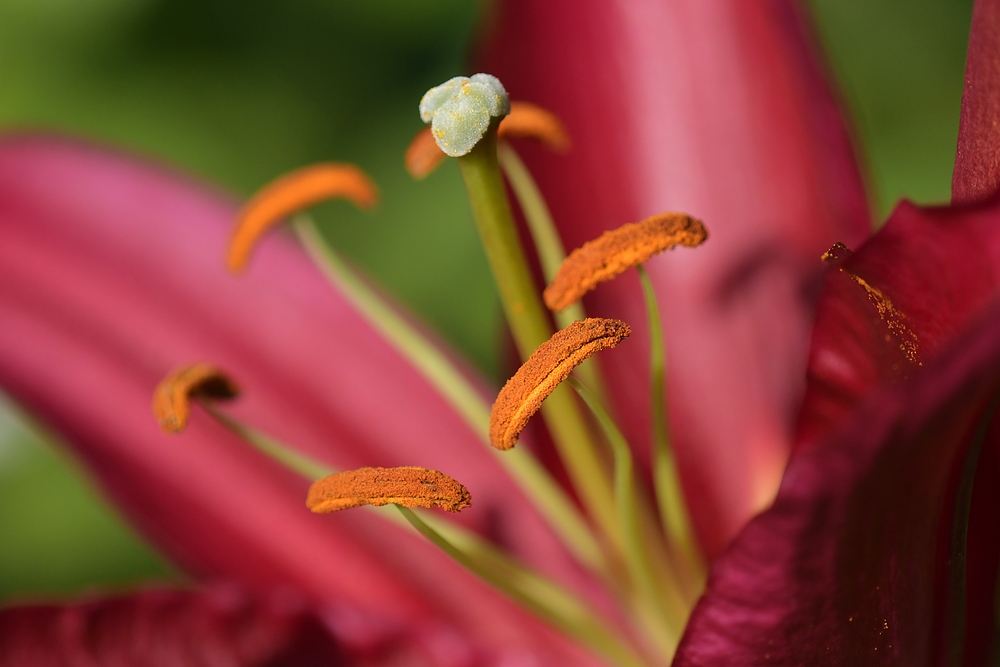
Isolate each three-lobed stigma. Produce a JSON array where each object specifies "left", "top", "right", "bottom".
[{"left": 419, "top": 74, "right": 510, "bottom": 157}]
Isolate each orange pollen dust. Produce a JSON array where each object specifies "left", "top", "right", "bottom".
[
  {"left": 489, "top": 318, "right": 631, "bottom": 450},
  {"left": 152, "top": 363, "right": 238, "bottom": 434},
  {"left": 821, "top": 241, "right": 854, "bottom": 266},
  {"left": 227, "top": 163, "right": 379, "bottom": 272},
  {"left": 405, "top": 101, "right": 570, "bottom": 180},
  {"left": 306, "top": 466, "right": 472, "bottom": 513},
  {"left": 543, "top": 212, "right": 708, "bottom": 312}
]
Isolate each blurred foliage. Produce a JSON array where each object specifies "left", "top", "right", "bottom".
[
  {"left": 0, "top": 0, "right": 978, "bottom": 604},
  {"left": 807, "top": 0, "right": 973, "bottom": 216}
]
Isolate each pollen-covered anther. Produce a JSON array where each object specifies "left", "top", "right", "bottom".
[
  {"left": 405, "top": 101, "right": 569, "bottom": 179},
  {"left": 306, "top": 467, "right": 472, "bottom": 513},
  {"left": 544, "top": 212, "right": 708, "bottom": 312},
  {"left": 228, "top": 163, "right": 379, "bottom": 272},
  {"left": 152, "top": 363, "right": 238, "bottom": 434},
  {"left": 490, "top": 318, "right": 631, "bottom": 450}
]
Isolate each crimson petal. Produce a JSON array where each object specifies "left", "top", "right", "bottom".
[
  {"left": 0, "top": 586, "right": 343, "bottom": 666},
  {"left": 0, "top": 134, "right": 602, "bottom": 664},
  {"left": 797, "top": 197, "right": 1000, "bottom": 449},
  {"left": 673, "top": 295, "right": 1000, "bottom": 666},
  {"left": 481, "top": 0, "right": 871, "bottom": 557},
  {"left": 953, "top": 0, "right": 1000, "bottom": 204}
]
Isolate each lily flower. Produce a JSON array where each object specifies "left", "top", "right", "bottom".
[{"left": 1, "top": 2, "right": 998, "bottom": 667}]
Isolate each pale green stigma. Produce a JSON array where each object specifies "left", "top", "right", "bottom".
[{"left": 419, "top": 74, "right": 510, "bottom": 157}]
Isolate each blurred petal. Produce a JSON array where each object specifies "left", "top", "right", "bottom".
[
  {"left": 481, "top": 0, "right": 871, "bottom": 556},
  {"left": 673, "top": 297, "right": 1000, "bottom": 666},
  {"left": 953, "top": 0, "right": 1000, "bottom": 204},
  {"left": 0, "top": 134, "right": 602, "bottom": 664},
  {"left": 0, "top": 586, "right": 342, "bottom": 667}
]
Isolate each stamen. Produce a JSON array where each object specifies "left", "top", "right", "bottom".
[
  {"left": 227, "top": 163, "right": 378, "bottom": 272},
  {"left": 544, "top": 213, "right": 708, "bottom": 312},
  {"left": 490, "top": 318, "right": 631, "bottom": 450},
  {"left": 307, "top": 466, "right": 471, "bottom": 513},
  {"left": 499, "top": 101, "right": 571, "bottom": 151},
  {"left": 404, "top": 127, "right": 446, "bottom": 180},
  {"left": 152, "top": 363, "right": 238, "bottom": 434},
  {"left": 406, "top": 101, "right": 569, "bottom": 180}
]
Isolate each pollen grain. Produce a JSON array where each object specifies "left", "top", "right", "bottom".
[
  {"left": 307, "top": 466, "right": 472, "bottom": 513},
  {"left": 490, "top": 318, "right": 631, "bottom": 450},
  {"left": 544, "top": 213, "right": 707, "bottom": 311},
  {"left": 152, "top": 363, "right": 238, "bottom": 434},
  {"left": 228, "top": 163, "right": 378, "bottom": 272}
]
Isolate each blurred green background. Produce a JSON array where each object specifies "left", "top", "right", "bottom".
[{"left": 0, "top": 0, "right": 975, "bottom": 603}]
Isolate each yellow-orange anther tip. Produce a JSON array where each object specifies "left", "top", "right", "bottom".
[
  {"left": 307, "top": 467, "right": 472, "bottom": 513},
  {"left": 405, "top": 127, "right": 448, "bottom": 180},
  {"left": 489, "top": 318, "right": 631, "bottom": 450},
  {"left": 152, "top": 363, "right": 238, "bottom": 434},
  {"left": 499, "top": 102, "right": 571, "bottom": 152},
  {"left": 544, "top": 213, "right": 708, "bottom": 312},
  {"left": 227, "top": 163, "right": 380, "bottom": 273}
]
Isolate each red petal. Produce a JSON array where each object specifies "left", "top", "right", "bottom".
[
  {"left": 0, "top": 134, "right": 602, "bottom": 664},
  {"left": 797, "top": 198, "right": 1000, "bottom": 449},
  {"left": 480, "top": 0, "right": 871, "bottom": 557},
  {"left": 0, "top": 586, "right": 342, "bottom": 666},
  {"left": 953, "top": 0, "right": 1000, "bottom": 204},
  {"left": 673, "top": 298, "right": 1000, "bottom": 666}
]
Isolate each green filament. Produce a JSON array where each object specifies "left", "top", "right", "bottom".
[
  {"left": 637, "top": 264, "right": 705, "bottom": 592},
  {"left": 292, "top": 214, "right": 605, "bottom": 574},
  {"left": 456, "top": 126, "right": 621, "bottom": 553}
]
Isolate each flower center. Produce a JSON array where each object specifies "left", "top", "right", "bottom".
[{"left": 155, "top": 73, "right": 712, "bottom": 667}]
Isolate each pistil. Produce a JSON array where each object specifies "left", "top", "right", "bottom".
[{"left": 421, "top": 75, "right": 622, "bottom": 552}]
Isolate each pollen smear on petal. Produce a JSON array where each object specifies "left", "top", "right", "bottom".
[
  {"left": 820, "top": 242, "right": 921, "bottom": 365},
  {"left": 152, "top": 363, "right": 238, "bottom": 434},
  {"left": 821, "top": 241, "right": 853, "bottom": 266},
  {"left": 307, "top": 467, "right": 472, "bottom": 513},
  {"left": 489, "top": 318, "right": 631, "bottom": 450},
  {"left": 228, "top": 163, "right": 379, "bottom": 272},
  {"left": 544, "top": 213, "right": 708, "bottom": 312},
  {"left": 498, "top": 101, "right": 571, "bottom": 152},
  {"left": 405, "top": 101, "right": 569, "bottom": 180}
]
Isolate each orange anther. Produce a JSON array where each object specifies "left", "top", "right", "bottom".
[
  {"left": 152, "top": 363, "right": 238, "bottom": 434},
  {"left": 228, "top": 163, "right": 379, "bottom": 272},
  {"left": 307, "top": 466, "right": 472, "bottom": 513},
  {"left": 499, "top": 101, "right": 571, "bottom": 152},
  {"left": 489, "top": 318, "right": 631, "bottom": 450},
  {"left": 544, "top": 213, "right": 707, "bottom": 311},
  {"left": 405, "top": 127, "right": 448, "bottom": 180}
]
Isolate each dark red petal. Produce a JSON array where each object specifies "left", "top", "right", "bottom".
[
  {"left": 0, "top": 134, "right": 603, "bottom": 664},
  {"left": 0, "top": 586, "right": 342, "bottom": 666},
  {"left": 481, "top": 0, "right": 871, "bottom": 557},
  {"left": 673, "top": 298, "right": 1000, "bottom": 666},
  {"left": 797, "top": 197, "right": 1000, "bottom": 449},
  {"left": 953, "top": 0, "right": 1000, "bottom": 204}
]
